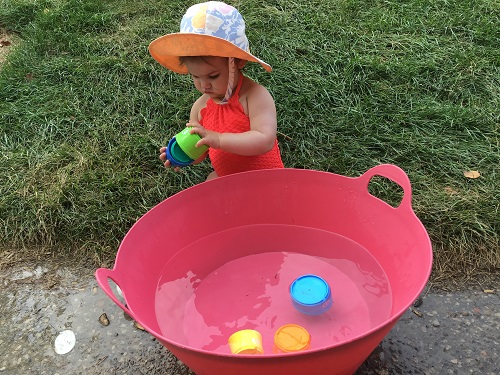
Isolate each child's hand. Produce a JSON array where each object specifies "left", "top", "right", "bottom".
[
  {"left": 187, "top": 122, "right": 221, "bottom": 149},
  {"left": 159, "top": 146, "right": 181, "bottom": 172}
]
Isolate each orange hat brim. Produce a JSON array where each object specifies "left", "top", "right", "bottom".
[{"left": 149, "top": 33, "right": 272, "bottom": 74}]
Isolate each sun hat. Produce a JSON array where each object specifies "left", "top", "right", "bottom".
[{"left": 149, "top": 1, "right": 272, "bottom": 74}]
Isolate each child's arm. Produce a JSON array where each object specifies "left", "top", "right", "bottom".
[{"left": 189, "top": 84, "right": 277, "bottom": 156}]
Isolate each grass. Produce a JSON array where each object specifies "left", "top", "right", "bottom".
[{"left": 0, "top": 0, "right": 498, "bottom": 287}]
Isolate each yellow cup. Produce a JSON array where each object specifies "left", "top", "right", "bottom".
[
  {"left": 228, "top": 329, "right": 264, "bottom": 354},
  {"left": 273, "top": 324, "right": 311, "bottom": 353}
]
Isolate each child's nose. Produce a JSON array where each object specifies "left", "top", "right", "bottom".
[{"left": 200, "top": 79, "right": 211, "bottom": 88}]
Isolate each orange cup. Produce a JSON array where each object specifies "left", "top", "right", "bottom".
[{"left": 273, "top": 324, "right": 311, "bottom": 353}]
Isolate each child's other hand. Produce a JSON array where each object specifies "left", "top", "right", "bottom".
[
  {"left": 159, "top": 146, "right": 181, "bottom": 172},
  {"left": 187, "top": 122, "right": 221, "bottom": 149}
]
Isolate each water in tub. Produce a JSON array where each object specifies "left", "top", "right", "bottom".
[{"left": 155, "top": 224, "right": 392, "bottom": 354}]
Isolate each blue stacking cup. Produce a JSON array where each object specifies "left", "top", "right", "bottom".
[{"left": 290, "top": 274, "right": 333, "bottom": 315}]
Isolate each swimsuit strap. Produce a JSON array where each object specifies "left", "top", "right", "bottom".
[
  {"left": 220, "top": 57, "right": 236, "bottom": 104},
  {"left": 232, "top": 73, "right": 244, "bottom": 97}
]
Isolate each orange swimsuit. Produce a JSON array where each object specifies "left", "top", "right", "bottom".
[{"left": 200, "top": 75, "right": 284, "bottom": 177}]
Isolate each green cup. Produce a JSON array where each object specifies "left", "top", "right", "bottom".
[{"left": 175, "top": 127, "right": 209, "bottom": 160}]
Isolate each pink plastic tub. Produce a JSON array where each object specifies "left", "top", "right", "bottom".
[{"left": 96, "top": 164, "right": 432, "bottom": 375}]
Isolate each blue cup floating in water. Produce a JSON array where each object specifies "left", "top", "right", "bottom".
[{"left": 290, "top": 274, "right": 333, "bottom": 315}]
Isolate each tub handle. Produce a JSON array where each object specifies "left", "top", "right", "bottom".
[
  {"left": 95, "top": 268, "right": 137, "bottom": 321},
  {"left": 358, "top": 164, "right": 412, "bottom": 210}
]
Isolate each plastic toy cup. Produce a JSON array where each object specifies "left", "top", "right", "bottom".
[
  {"left": 166, "top": 137, "right": 193, "bottom": 167},
  {"left": 273, "top": 324, "right": 311, "bottom": 353},
  {"left": 228, "top": 329, "right": 264, "bottom": 355},
  {"left": 290, "top": 274, "right": 333, "bottom": 315},
  {"left": 165, "top": 128, "right": 209, "bottom": 167},
  {"left": 175, "top": 127, "right": 209, "bottom": 160}
]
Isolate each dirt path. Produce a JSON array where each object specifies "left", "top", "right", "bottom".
[{"left": 1, "top": 260, "right": 498, "bottom": 374}]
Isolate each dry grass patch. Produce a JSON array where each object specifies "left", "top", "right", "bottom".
[{"left": 0, "top": 28, "right": 18, "bottom": 66}]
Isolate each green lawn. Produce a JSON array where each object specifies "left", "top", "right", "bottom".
[{"left": 1, "top": 0, "right": 498, "bottom": 285}]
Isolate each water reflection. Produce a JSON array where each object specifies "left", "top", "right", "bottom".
[{"left": 193, "top": 252, "right": 285, "bottom": 351}]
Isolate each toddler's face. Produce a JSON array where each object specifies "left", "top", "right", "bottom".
[{"left": 184, "top": 56, "right": 229, "bottom": 101}]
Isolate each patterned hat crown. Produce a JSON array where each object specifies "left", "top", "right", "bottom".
[
  {"left": 149, "top": 1, "right": 271, "bottom": 74},
  {"left": 181, "top": 2, "right": 250, "bottom": 52}
]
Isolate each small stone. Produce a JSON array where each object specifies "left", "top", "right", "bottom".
[
  {"left": 432, "top": 319, "right": 440, "bottom": 327},
  {"left": 379, "top": 351, "right": 385, "bottom": 363},
  {"left": 54, "top": 330, "right": 76, "bottom": 355},
  {"left": 413, "top": 296, "right": 423, "bottom": 307}
]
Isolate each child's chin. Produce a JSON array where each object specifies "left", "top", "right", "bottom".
[{"left": 209, "top": 94, "right": 225, "bottom": 101}]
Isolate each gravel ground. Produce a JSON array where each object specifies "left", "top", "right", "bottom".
[{"left": 1, "top": 261, "right": 498, "bottom": 375}]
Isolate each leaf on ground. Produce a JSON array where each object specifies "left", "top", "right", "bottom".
[
  {"left": 444, "top": 187, "right": 458, "bottom": 195},
  {"left": 98, "top": 313, "right": 110, "bottom": 326},
  {"left": 134, "top": 321, "right": 146, "bottom": 331},
  {"left": 463, "top": 170, "right": 480, "bottom": 179},
  {"left": 483, "top": 289, "right": 495, "bottom": 294},
  {"left": 409, "top": 307, "right": 423, "bottom": 317}
]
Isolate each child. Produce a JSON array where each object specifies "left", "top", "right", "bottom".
[{"left": 149, "top": 1, "right": 284, "bottom": 180}]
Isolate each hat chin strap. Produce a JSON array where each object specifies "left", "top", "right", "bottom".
[{"left": 219, "top": 57, "right": 236, "bottom": 104}]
